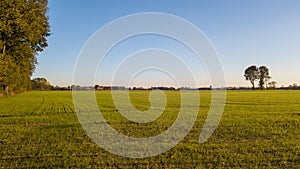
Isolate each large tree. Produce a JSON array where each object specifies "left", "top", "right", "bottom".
[
  {"left": 0, "top": 0, "right": 50, "bottom": 95},
  {"left": 244, "top": 65, "right": 259, "bottom": 90},
  {"left": 258, "top": 66, "right": 270, "bottom": 90}
]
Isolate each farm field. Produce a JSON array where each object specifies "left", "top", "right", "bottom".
[{"left": 0, "top": 90, "right": 300, "bottom": 168}]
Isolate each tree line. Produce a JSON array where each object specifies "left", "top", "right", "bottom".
[{"left": 0, "top": 0, "right": 50, "bottom": 96}]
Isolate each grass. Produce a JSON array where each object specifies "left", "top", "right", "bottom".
[{"left": 0, "top": 90, "right": 300, "bottom": 168}]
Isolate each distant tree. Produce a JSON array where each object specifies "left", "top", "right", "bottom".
[
  {"left": 268, "top": 81, "right": 277, "bottom": 89},
  {"left": 288, "top": 83, "right": 298, "bottom": 89},
  {"left": 31, "top": 77, "right": 52, "bottom": 91},
  {"left": 258, "top": 66, "right": 270, "bottom": 90},
  {"left": 0, "top": 0, "right": 50, "bottom": 95},
  {"left": 265, "top": 75, "right": 271, "bottom": 89},
  {"left": 95, "top": 85, "right": 100, "bottom": 90},
  {"left": 293, "top": 83, "right": 298, "bottom": 88},
  {"left": 244, "top": 65, "right": 259, "bottom": 90}
]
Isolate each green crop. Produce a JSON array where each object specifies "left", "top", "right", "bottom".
[{"left": 0, "top": 90, "right": 299, "bottom": 168}]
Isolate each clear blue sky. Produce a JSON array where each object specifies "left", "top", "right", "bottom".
[{"left": 33, "top": 0, "right": 300, "bottom": 87}]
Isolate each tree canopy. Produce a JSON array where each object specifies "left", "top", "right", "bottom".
[
  {"left": 258, "top": 66, "right": 270, "bottom": 90},
  {"left": 31, "top": 77, "right": 52, "bottom": 91},
  {"left": 0, "top": 0, "right": 50, "bottom": 96},
  {"left": 244, "top": 65, "right": 259, "bottom": 90},
  {"left": 244, "top": 65, "right": 271, "bottom": 90}
]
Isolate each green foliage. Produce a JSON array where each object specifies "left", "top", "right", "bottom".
[
  {"left": 0, "top": 0, "right": 50, "bottom": 96},
  {"left": 0, "top": 91, "right": 300, "bottom": 168},
  {"left": 31, "top": 77, "right": 53, "bottom": 91}
]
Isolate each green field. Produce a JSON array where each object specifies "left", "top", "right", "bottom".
[{"left": 1, "top": 91, "right": 300, "bottom": 168}]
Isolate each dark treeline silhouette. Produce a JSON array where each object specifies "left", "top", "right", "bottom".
[
  {"left": 50, "top": 84, "right": 300, "bottom": 91},
  {"left": 29, "top": 79, "right": 300, "bottom": 91}
]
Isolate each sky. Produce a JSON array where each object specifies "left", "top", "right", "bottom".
[{"left": 33, "top": 0, "right": 300, "bottom": 88}]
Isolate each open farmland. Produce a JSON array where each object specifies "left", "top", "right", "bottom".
[{"left": 0, "top": 91, "right": 300, "bottom": 168}]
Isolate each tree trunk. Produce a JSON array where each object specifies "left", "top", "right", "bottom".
[
  {"left": 252, "top": 84, "right": 255, "bottom": 90},
  {"left": 4, "top": 85, "right": 9, "bottom": 96},
  {"left": 3, "top": 45, "right": 6, "bottom": 55}
]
